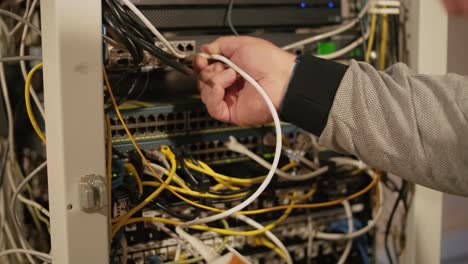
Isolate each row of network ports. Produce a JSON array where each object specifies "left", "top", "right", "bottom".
[
  {"left": 183, "top": 136, "right": 261, "bottom": 162},
  {"left": 110, "top": 110, "right": 229, "bottom": 138}
]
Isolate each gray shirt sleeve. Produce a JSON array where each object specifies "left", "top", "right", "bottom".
[{"left": 319, "top": 60, "right": 468, "bottom": 196}]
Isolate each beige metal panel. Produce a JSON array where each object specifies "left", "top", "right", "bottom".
[
  {"left": 40, "top": 0, "right": 109, "bottom": 263},
  {"left": 403, "top": 0, "right": 446, "bottom": 263}
]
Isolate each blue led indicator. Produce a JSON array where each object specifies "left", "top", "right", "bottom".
[
  {"left": 328, "top": 2, "right": 335, "bottom": 8},
  {"left": 300, "top": 2, "right": 307, "bottom": 8}
]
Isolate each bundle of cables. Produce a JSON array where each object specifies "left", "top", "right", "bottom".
[{"left": 102, "top": 0, "right": 192, "bottom": 76}]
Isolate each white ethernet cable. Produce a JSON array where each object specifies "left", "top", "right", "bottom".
[
  {"left": 337, "top": 200, "right": 353, "bottom": 264},
  {"left": 120, "top": 0, "right": 186, "bottom": 59},
  {"left": 177, "top": 53, "right": 282, "bottom": 229},
  {"left": 226, "top": 136, "right": 328, "bottom": 181},
  {"left": 375, "top": 0, "right": 401, "bottom": 7},
  {"left": 234, "top": 214, "right": 293, "bottom": 264},
  {"left": 317, "top": 31, "right": 370, "bottom": 60},
  {"left": 281, "top": 0, "right": 371, "bottom": 51},
  {"left": 19, "top": 0, "right": 45, "bottom": 120},
  {"left": 0, "top": 249, "right": 51, "bottom": 261},
  {"left": 175, "top": 227, "right": 221, "bottom": 262},
  {"left": 8, "top": 161, "right": 51, "bottom": 263}
]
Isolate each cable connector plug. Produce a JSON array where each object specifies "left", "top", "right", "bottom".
[
  {"left": 225, "top": 136, "right": 249, "bottom": 154},
  {"left": 175, "top": 226, "right": 220, "bottom": 262},
  {"left": 160, "top": 145, "right": 176, "bottom": 161}
]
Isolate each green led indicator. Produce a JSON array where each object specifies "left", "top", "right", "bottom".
[
  {"left": 317, "top": 42, "right": 337, "bottom": 55},
  {"left": 350, "top": 48, "right": 362, "bottom": 57}
]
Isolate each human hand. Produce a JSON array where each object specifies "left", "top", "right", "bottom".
[
  {"left": 443, "top": 0, "right": 468, "bottom": 16},
  {"left": 194, "top": 36, "right": 296, "bottom": 126}
]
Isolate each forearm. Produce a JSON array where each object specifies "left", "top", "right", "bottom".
[{"left": 281, "top": 56, "right": 468, "bottom": 196}]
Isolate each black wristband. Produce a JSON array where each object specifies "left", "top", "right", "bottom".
[{"left": 279, "top": 55, "right": 348, "bottom": 136}]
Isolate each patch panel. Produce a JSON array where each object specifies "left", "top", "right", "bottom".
[
  {"left": 112, "top": 203, "right": 370, "bottom": 263},
  {"left": 110, "top": 99, "right": 298, "bottom": 164},
  {"left": 109, "top": 99, "right": 225, "bottom": 138}
]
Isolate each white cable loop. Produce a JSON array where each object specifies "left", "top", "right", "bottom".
[{"left": 180, "top": 53, "right": 282, "bottom": 228}]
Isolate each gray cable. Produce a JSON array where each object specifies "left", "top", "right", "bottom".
[
  {"left": 226, "top": 0, "right": 239, "bottom": 36},
  {"left": 0, "top": 9, "right": 41, "bottom": 36},
  {"left": 0, "top": 142, "right": 8, "bottom": 187},
  {"left": 9, "top": 161, "right": 50, "bottom": 263},
  {"left": 358, "top": 0, "right": 368, "bottom": 58},
  {"left": 0, "top": 55, "right": 42, "bottom": 63}
]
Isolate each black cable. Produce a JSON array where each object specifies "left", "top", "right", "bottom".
[
  {"left": 105, "top": 70, "right": 140, "bottom": 112},
  {"left": 122, "top": 186, "right": 197, "bottom": 221},
  {"left": 114, "top": 71, "right": 144, "bottom": 106},
  {"left": 105, "top": 0, "right": 152, "bottom": 46},
  {"left": 208, "top": 185, "right": 258, "bottom": 196},
  {"left": 226, "top": 0, "right": 239, "bottom": 35},
  {"left": 103, "top": 10, "right": 144, "bottom": 65},
  {"left": 134, "top": 71, "right": 150, "bottom": 100},
  {"left": 103, "top": 2, "right": 144, "bottom": 61},
  {"left": 109, "top": 0, "right": 155, "bottom": 43},
  {"left": 103, "top": 0, "right": 193, "bottom": 76},
  {"left": 128, "top": 33, "right": 193, "bottom": 76},
  {"left": 385, "top": 180, "right": 407, "bottom": 264},
  {"left": 391, "top": 15, "right": 400, "bottom": 62},
  {"left": 150, "top": 201, "right": 197, "bottom": 221},
  {"left": 180, "top": 161, "right": 202, "bottom": 189}
]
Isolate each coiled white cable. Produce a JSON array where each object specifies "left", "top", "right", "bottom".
[{"left": 178, "top": 53, "right": 282, "bottom": 228}]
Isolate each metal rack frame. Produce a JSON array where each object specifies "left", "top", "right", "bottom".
[{"left": 40, "top": 0, "right": 446, "bottom": 263}]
